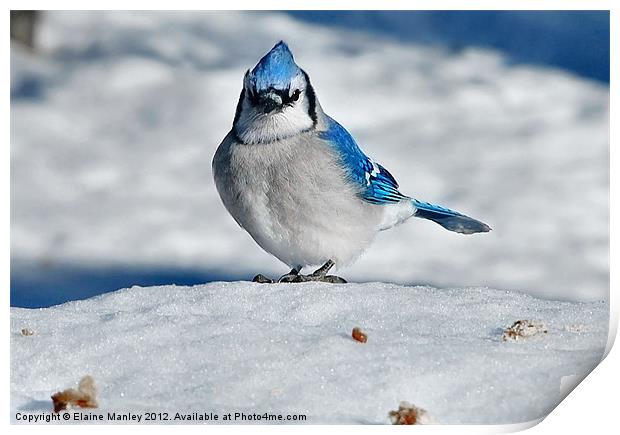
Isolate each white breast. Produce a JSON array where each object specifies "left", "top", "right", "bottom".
[{"left": 212, "top": 131, "right": 384, "bottom": 268}]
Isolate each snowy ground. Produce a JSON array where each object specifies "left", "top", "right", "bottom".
[
  {"left": 10, "top": 11, "right": 609, "bottom": 306},
  {"left": 10, "top": 282, "right": 608, "bottom": 424}
]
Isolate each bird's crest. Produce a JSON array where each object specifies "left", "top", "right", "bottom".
[{"left": 248, "top": 41, "right": 302, "bottom": 91}]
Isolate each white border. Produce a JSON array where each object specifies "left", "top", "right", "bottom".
[
  {"left": 4, "top": 1, "right": 616, "bottom": 434},
  {"left": 2, "top": 0, "right": 618, "bottom": 11}
]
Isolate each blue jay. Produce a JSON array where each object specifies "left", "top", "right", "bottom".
[{"left": 213, "top": 41, "right": 490, "bottom": 283}]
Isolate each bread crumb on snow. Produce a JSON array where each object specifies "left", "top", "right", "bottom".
[
  {"left": 502, "top": 320, "right": 548, "bottom": 341},
  {"left": 388, "top": 401, "right": 432, "bottom": 425},
  {"left": 351, "top": 327, "right": 368, "bottom": 343},
  {"left": 51, "top": 376, "right": 98, "bottom": 413},
  {"left": 20, "top": 328, "right": 35, "bottom": 336}
]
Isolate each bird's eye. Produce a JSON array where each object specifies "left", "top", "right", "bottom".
[{"left": 291, "top": 89, "right": 301, "bottom": 102}]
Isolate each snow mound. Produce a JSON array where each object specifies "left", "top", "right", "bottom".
[{"left": 11, "top": 282, "right": 607, "bottom": 424}]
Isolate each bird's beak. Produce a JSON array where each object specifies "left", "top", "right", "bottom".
[{"left": 258, "top": 91, "right": 283, "bottom": 113}]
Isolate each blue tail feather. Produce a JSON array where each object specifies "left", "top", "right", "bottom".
[{"left": 412, "top": 199, "right": 491, "bottom": 234}]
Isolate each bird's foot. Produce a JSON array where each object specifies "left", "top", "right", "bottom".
[
  {"left": 277, "top": 267, "right": 302, "bottom": 283},
  {"left": 251, "top": 260, "right": 347, "bottom": 284},
  {"left": 252, "top": 273, "right": 274, "bottom": 284},
  {"left": 252, "top": 266, "right": 301, "bottom": 284},
  {"left": 283, "top": 260, "right": 347, "bottom": 283},
  {"left": 294, "top": 274, "right": 347, "bottom": 284}
]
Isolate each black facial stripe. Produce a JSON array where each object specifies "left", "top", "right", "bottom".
[
  {"left": 280, "top": 89, "right": 296, "bottom": 106},
  {"left": 302, "top": 70, "right": 317, "bottom": 125},
  {"left": 232, "top": 87, "right": 245, "bottom": 126},
  {"left": 247, "top": 87, "right": 260, "bottom": 105}
]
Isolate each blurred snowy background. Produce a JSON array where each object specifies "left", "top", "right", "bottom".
[{"left": 10, "top": 11, "right": 609, "bottom": 307}]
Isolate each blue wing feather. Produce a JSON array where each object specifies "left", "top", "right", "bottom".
[
  {"left": 319, "top": 116, "right": 408, "bottom": 204},
  {"left": 317, "top": 117, "right": 491, "bottom": 234}
]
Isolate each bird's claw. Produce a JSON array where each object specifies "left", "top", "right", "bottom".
[
  {"left": 318, "top": 275, "right": 347, "bottom": 284},
  {"left": 252, "top": 274, "right": 274, "bottom": 284},
  {"left": 285, "top": 273, "right": 346, "bottom": 283},
  {"left": 256, "top": 273, "right": 347, "bottom": 284},
  {"left": 253, "top": 260, "right": 346, "bottom": 284},
  {"left": 277, "top": 272, "right": 301, "bottom": 283}
]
